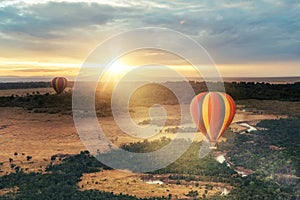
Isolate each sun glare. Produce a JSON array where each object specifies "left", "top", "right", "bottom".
[
  {"left": 108, "top": 60, "right": 125, "bottom": 75},
  {"left": 103, "top": 60, "right": 130, "bottom": 82}
]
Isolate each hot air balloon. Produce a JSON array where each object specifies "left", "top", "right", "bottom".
[
  {"left": 190, "top": 92, "right": 236, "bottom": 147},
  {"left": 51, "top": 77, "right": 68, "bottom": 94}
]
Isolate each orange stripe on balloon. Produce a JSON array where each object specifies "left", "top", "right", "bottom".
[
  {"left": 218, "top": 93, "right": 230, "bottom": 140},
  {"left": 190, "top": 93, "right": 207, "bottom": 137},
  {"left": 219, "top": 93, "right": 236, "bottom": 139}
]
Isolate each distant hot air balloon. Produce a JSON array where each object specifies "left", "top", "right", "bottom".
[
  {"left": 51, "top": 77, "right": 68, "bottom": 94},
  {"left": 190, "top": 92, "right": 236, "bottom": 147}
]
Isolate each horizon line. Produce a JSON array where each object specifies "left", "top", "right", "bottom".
[{"left": 0, "top": 76, "right": 299, "bottom": 83}]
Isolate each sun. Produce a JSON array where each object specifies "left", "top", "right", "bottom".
[
  {"left": 108, "top": 60, "right": 125, "bottom": 75},
  {"left": 104, "top": 60, "right": 130, "bottom": 82}
]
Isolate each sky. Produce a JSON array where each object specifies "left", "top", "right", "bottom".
[{"left": 0, "top": 0, "right": 299, "bottom": 81}]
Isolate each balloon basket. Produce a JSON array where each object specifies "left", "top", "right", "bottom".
[
  {"left": 209, "top": 141, "right": 217, "bottom": 150},
  {"left": 199, "top": 141, "right": 217, "bottom": 158},
  {"left": 209, "top": 146, "right": 217, "bottom": 150}
]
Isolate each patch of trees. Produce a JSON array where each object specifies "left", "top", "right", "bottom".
[
  {"left": 191, "top": 81, "right": 300, "bottom": 101},
  {"left": 120, "top": 137, "right": 237, "bottom": 182},
  {"left": 185, "top": 190, "right": 199, "bottom": 198},
  {"left": 0, "top": 82, "right": 51, "bottom": 90},
  {"left": 225, "top": 118, "right": 300, "bottom": 177},
  {"left": 132, "top": 81, "right": 300, "bottom": 104},
  {"left": 0, "top": 92, "right": 73, "bottom": 114},
  {"left": 150, "top": 141, "right": 237, "bottom": 183},
  {"left": 0, "top": 151, "right": 165, "bottom": 200},
  {"left": 0, "top": 82, "right": 74, "bottom": 90},
  {"left": 218, "top": 118, "right": 300, "bottom": 200},
  {"left": 209, "top": 176, "right": 295, "bottom": 200},
  {"left": 0, "top": 92, "right": 111, "bottom": 116},
  {"left": 121, "top": 137, "right": 171, "bottom": 153}
]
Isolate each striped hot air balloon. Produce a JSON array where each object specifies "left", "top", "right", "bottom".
[
  {"left": 190, "top": 92, "right": 236, "bottom": 146},
  {"left": 51, "top": 77, "right": 68, "bottom": 94}
]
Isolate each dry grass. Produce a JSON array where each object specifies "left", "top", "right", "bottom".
[
  {"left": 79, "top": 170, "right": 223, "bottom": 199},
  {"left": 0, "top": 107, "right": 85, "bottom": 175},
  {"left": 0, "top": 187, "right": 18, "bottom": 196}
]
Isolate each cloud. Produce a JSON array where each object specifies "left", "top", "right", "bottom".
[
  {"left": 0, "top": 2, "right": 133, "bottom": 38},
  {"left": 0, "top": 0, "right": 299, "bottom": 66}
]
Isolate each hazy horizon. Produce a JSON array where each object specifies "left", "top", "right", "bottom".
[{"left": 0, "top": 75, "right": 299, "bottom": 84}]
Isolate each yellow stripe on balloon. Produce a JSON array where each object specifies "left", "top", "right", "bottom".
[{"left": 202, "top": 94, "right": 211, "bottom": 140}]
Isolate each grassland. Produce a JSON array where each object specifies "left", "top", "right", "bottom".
[{"left": 0, "top": 81, "right": 299, "bottom": 199}]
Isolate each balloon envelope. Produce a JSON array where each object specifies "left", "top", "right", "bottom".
[
  {"left": 190, "top": 92, "right": 236, "bottom": 145},
  {"left": 52, "top": 77, "right": 68, "bottom": 94}
]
